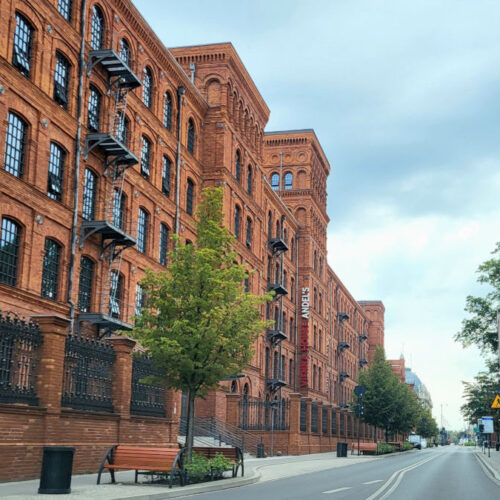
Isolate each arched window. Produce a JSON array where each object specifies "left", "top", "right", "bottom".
[
  {"left": 289, "top": 359, "right": 293, "bottom": 386},
  {"left": 289, "top": 317, "right": 294, "bottom": 338},
  {"left": 135, "top": 283, "right": 144, "bottom": 316},
  {"left": 90, "top": 5, "right": 104, "bottom": 50},
  {"left": 159, "top": 223, "right": 169, "bottom": 266},
  {"left": 119, "top": 38, "right": 130, "bottom": 65},
  {"left": 231, "top": 380, "right": 237, "bottom": 393},
  {"left": 186, "top": 179, "right": 194, "bottom": 215},
  {"left": 163, "top": 92, "right": 172, "bottom": 130},
  {"left": 319, "top": 330, "right": 322, "bottom": 352},
  {"left": 313, "top": 250, "right": 317, "bottom": 272},
  {"left": 54, "top": 52, "right": 70, "bottom": 109},
  {"left": 276, "top": 220, "right": 280, "bottom": 238},
  {"left": 235, "top": 150, "right": 241, "bottom": 182},
  {"left": 41, "top": 238, "right": 61, "bottom": 300},
  {"left": 271, "top": 173, "right": 279, "bottom": 190},
  {"left": 13, "top": 13, "right": 33, "bottom": 77},
  {"left": 109, "top": 270, "right": 123, "bottom": 318},
  {"left": 273, "top": 351, "right": 279, "bottom": 378},
  {"left": 140, "top": 136, "right": 151, "bottom": 178},
  {"left": 0, "top": 217, "right": 21, "bottom": 286},
  {"left": 137, "top": 208, "right": 148, "bottom": 253},
  {"left": 162, "top": 156, "right": 171, "bottom": 196},
  {"left": 275, "top": 262, "right": 280, "bottom": 283},
  {"left": 82, "top": 168, "right": 97, "bottom": 220},
  {"left": 291, "top": 238, "right": 295, "bottom": 260},
  {"left": 5, "top": 112, "right": 27, "bottom": 179},
  {"left": 246, "top": 217, "right": 252, "bottom": 248},
  {"left": 313, "top": 365, "right": 317, "bottom": 390},
  {"left": 290, "top": 277, "right": 295, "bottom": 301},
  {"left": 142, "top": 67, "right": 153, "bottom": 108},
  {"left": 112, "top": 189, "right": 125, "bottom": 229},
  {"left": 265, "top": 347, "right": 270, "bottom": 377},
  {"left": 284, "top": 172, "right": 293, "bottom": 190},
  {"left": 234, "top": 205, "right": 241, "bottom": 238},
  {"left": 116, "top": 114, "right": 129, "bottom": 145},
  {"left": 47, "top": 142, "right": 65, "bottom": 201},
  {"left": 314, "top": 325, "right": 317, "bottom": 349},
  {"left": 87, "top": 85, "right": 101, "bottom": 132},
  {"left": 319, "top": 293, "right": 323, "bottom": 314},
  {"left": 318, "top": 367, "right": 322, "bottom": 392},
  {"left": 267, "top": 211, "right": 272, "bottom": 239},
  {"left": 319, "top": 257, "right": 323, "bottom": 278},
  {"left": 78, "top": 256, "right": 94, "bottom": 312},
  {"left": 187, "top": 118, "right": 195, "bottom": 154},
  {"left": 58, "top": 0, "right": 73, "bottom": 22},
  {"left": 247, "top": 165, "right": 252, "bottom": 194},
  {"left": 314, "top": 287, "right": 317, "bottom": 309}
]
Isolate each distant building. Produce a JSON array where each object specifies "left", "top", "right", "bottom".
[
  {"left": 405, "top": 367, "right": 433, "bottom": 410},
  {"left": 388, "top": 354, "right": 406, "bottom": 383}
]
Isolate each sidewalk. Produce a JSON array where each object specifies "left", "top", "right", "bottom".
[
  {"left": 475, "top": 445, "right": 500, "bottom": 484},
  {"left": 0, "top": 452, "right": 379, "bottom": 500}
]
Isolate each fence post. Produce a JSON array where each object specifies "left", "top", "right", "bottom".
[
  {"left": 288, "top": 393, "right": 302, "bottom": 455},
  {"left": 226, "top": 393, "right": 241, "bottom": 427},
  {"left": 108, "top": 335, "right": 136, "bottom": 417}
]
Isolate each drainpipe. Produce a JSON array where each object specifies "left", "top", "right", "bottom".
[
  {"left": 294, "top": 232, "right": 300, "bottom": 392},
  {"left": 174, "top": 86, "right": 185, "bottom": 239},
  {"left": 68, "top": 0, "right": 87, "bottom": 335}
]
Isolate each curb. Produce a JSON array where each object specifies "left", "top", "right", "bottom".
[
  {"left": 474, "top": 451, "right": 500, "bottom": 485},
  {"left": 115, "top": 471, "right": 261, "bottom": 500}
]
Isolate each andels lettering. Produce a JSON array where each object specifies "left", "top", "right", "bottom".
[
  {"left": 300, "top": 287, "right": 310, "bottom": 388},
  {"left": 301, "top": 287, "right": 310, "bottom": 319}
]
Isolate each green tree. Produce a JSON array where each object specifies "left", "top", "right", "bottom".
[
  {"left": 415, "top": 405, "right": 439, "bottom": 439},
  {"left": 131, "top": 187, "right": 272, "bottom": 461},
  {"left": 455, "top": 242, "right": 500, "bottom": 355},
  {"left": 390, "top": 382, "right": 420, "bottom": 436},
  {"left": 461, "top": 367, "right": 499, "bottom": 427}
]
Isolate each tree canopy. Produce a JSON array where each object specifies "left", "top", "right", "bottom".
[{"left": 461, "top": 366, "right": 499, "bottom": 426}]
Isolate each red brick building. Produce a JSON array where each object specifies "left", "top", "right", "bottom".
[{"left": 0, "top": 0, "right": 387, "bottom": 479}]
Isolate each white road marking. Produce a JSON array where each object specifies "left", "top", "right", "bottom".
[
  {"left": 323, "top": 486, "right": 352, "bottom": 494},
  {"left": 363, "top": 480, "right": 384, "bottom": 484}
]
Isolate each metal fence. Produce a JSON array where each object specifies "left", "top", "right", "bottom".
[
  {"left": 130, "top": 354, "right": 165, "bottom": 417},
  {"left": 61, "top": 335, "right": 115, "bottom": 412},
  {"left": 311, "top": 402, "right": 318, "bottom": 433},
  {"left": 300, "top": 399, "right": 306, "bottom": 432},
  {"left": 239, "top": 398, "right": 289, "bottom": 431},
  {"left": 0, "top": 313, "right": 42, "bottom": 406}
]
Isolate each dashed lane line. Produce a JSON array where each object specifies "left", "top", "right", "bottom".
[
  {"left": 363, "top": 480, "right": 384, "bottom": 484},
  {"left": 323, "top": 487, "right": 352, "bottom": 494}
]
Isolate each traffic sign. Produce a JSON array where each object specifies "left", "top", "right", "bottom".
[
  {"left": 482, "top": 416, "right": 494, "bottom": 434},
  {"left": 491, "top": 394, "right": 500, "bottom": 409}
]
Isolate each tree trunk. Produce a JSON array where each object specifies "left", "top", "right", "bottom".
[{"left": 185, "top": 389, "right": 196, "bottom": 463}]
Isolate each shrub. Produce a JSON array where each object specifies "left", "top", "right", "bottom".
[
  {"left": 464, "top": 441, "right": 477, "bottom": 447},
  {"left": 184, "top": 452, "right": 210, "bottom": 475},
  {"left": 210, "top": 453, "right": 235, "bottom": 478},
  {"left": 377, "top": 443, "right": 396, "bottom": 454},
  {"left": 402, "top": 442, "right": 413, "bottom": 451}
]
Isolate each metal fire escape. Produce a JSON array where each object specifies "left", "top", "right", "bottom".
[{"left": 77, "top": 45, "right": 141, "bottom": 336}]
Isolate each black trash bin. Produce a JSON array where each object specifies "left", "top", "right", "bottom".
[
  {"left": 337, "top": 442, "right": 348, "bottom": 457},
  {"left": 257, "top": 443, "right": 265, "bottom": 458},
  {"left": 38, "top": 446, "right": 75, "bottom": 494}
]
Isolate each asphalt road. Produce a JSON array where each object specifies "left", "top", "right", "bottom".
[{"left": 177, "top": 446, "right": 499, "bottom": 500}]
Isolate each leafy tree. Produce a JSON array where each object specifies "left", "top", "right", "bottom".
[
  {"left": 415, "top": 405, "right": 439, "bottom": 439},
  {"left": 390, "top": 382, "right": 420, "bottom": 435},
  {"left": 131, "top": 187, "right": 272, "bottom": 461},
  {"left": 455, "top": 242, "right": 500, "bottom": 355}
]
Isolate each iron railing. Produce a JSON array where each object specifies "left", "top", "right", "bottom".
[
  {"left": 311, "top": 402, "right": 318, "bottom": 433},
  {"left": 130, "top": 354, "right": 165, "bottom": 417},
  {"left": 300, "top": 398, "right": 306, "bottom": 432},
  {"left": 239, "top": 398, "right": 289, "bottom": 431},
  {"left": 61, "top": 335, "right": 115, "bottom": 412},
  {"left": 0, "top": 313, "right": 42, "bottom": 405}
]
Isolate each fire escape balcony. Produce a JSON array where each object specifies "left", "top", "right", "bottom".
[
  {"left": 359, "top": 359, "right": 368, "bottom": 368},
  {"left": 77, "top": 311, "right": 133, "bottom": 336},
  {"left": 268, "top": 237, "right": 289, "bottom": 256},
  {"left": 266, "top": 377, "right": 286, "bottom": 393},
  {"left": 84, "top": 132, "right": 138, "bottom": 168},
  {"left": 266, "top": 328, "right": 287, "bottom": 344},
  {"left": 87, "top": 49, "right": 141, "bottom": 91},
  {"left": 339, "top": 371, "right": 350, "bottom": 382},
  {"left": 267, "top": 283, "right": 288, "bottom": 298}
]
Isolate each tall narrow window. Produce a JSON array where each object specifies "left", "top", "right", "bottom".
[
  {"left": 186, "top": 179, "right": 194, "bottom": 216},
  {"left": 159, "top": 223, "right": 169, "bottom": 266},
  {"left": 90, "top": 5, "right": 104, "bottom": 51},
  {"left": 4, "top": 112, "right": 27, "bottom": 178},
  {"left": 271, "top": 173, "right": 279, "bottom": 190},
  {"left": 142, "top": 67, "right": 153, "bottom": 108},
  {"left": 116, "top": 114, "right": 128, "bottom": 145},
  {"left": 57, "top": 0, "right": 73, "bottom": 22},
  {"left": 163, "top": 92, "right": 172, "bottom": 130},
  {"left": 12, "top": 13, "right": 33, "bottom": 77},
  {"left": 137, "top": 208, "right": 148, "bottom": 253},
  {"left": 47, "top": 142, "right": 65, "bottom": 201},
  {"left": 78, "top": 256, "right": 94, "bottom": 312},
  {"left": 289, "top": 359, "right": 293, "bottom": 387},
  {"left": 112, "top": 189, "right": 124, "bottom": 229},
  {"left": 235, "top": 150, "right": 241, "bottom": 182},
  {"left": 234, "top": 205, "right": 241, "bottom": 238},
  {"left": 284, "top": 172, "right": 293, "bottom": 190},
  {"left": 87, "top": 85, "right": 101, "bottom": 131},
  {"left": 82, "top": 168, "right": 97, "bottom": 220},
  {"left": 265, "top": 348, "right": 270, "bottom": 377},
  {"left": 244, "top": 277, "right": 249, "bottom": 293},
  {"left": 109, "top": 270, "right": 122, "bottom": 318},
  {"left": 246, "top": 217, "right": 252, "bottom": 249},
  {"left": 135, "top": 284, "right": 144, "bottom": 316},
  {"left": 0, "top": 218, "right": 21, "bottom": 286},
  {"left": 187, "top": 119, "right": 195, "bottom": 154},
  {"left": 119, "top": 38, "right": 130, "bottom": 65},
  {"left": 247, "top": 165, "right": 252, "bottom": 194},
  {"left": 267, "top": 211, "right": 272, "bottom": 239},
  {"left": 54, "top": 52, "right": 70, "bottom": 108},
  {"left": 162, "top": 156, "right": 171, "bottom": 196},
  {"left": 140, "top": 136, "right": 151, "bottom": 178},
  {"left": 41, "top": 239, "right": 61, "bottom": 300}
]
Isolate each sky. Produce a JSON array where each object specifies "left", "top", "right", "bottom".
[{"left": 132, "top": 0, "right": 500, "bottom": 430}]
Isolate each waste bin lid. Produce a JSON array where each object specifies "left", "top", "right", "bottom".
[{"left": 42, "top": 446, "right": 75, "bottom": 452}]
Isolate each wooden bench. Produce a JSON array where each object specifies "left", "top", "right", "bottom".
[
  {"left": 187, "top": 446, "right": 244, "bottom": 478},
  {"left": 97, "top": 445, "right": 184, "bottom": 488},
  {"left": 351, "top": 442, "right": 378, "bottom": 455},
  {"left": 388, "top": 441, "right": 402, "bottom": 451}
]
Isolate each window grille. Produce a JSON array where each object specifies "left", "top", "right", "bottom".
[
  {"left": 300, "top": 399, "right": 306, "bottom": 432},
  {"left": 186, "top": 180, "right": 194, "bottom": 215},
  {"left": 112, "top": 190, "right": 124, "bottom": 229},
  {"left": 90, "top": 6, "right": 104, "bottom": 50},
  {"left": 0, "top": 218, "right": 21, "bottom": 286},
  {"left": 109, "top": 270, "right": 122, "bottom": 318},
  {"left": 159, "top": 223, "right": 168, "bottom": 266},
  {"left": 57, "top": 0, "right": 73, "bottom": 22},
  {"left": 234, "top": 205, "right": 240, "bottom": 238},
  {"left": 47, "top": 142, "right": 65, "bottom": 201},
  {"left": 41, "top": 239, "right": 61, "bottom": 300},
  {"left": 12, "top": 13, "right": 33, "bottom": 77},
  {"left": 187, "top": 119, "right": 195, "bottom": 154},
  {"left": 331, "top": 410, "right": 337, "bottom": 434},
  {"left": 311, "top": 402, "right": 318, "bottom": 433},
  {"left": 246, "top": 217, "right": 252, "bottom": 248},
  {"left": 4, "top": 112, "right": 27, "bottom": 178},
  {"left": 163, "top": 92, "right": 172, "bottom": 129},
  {"left": 271, "top": 173, "right": 279, "bottom": 191},
  {"left": 247, "top": 165, "right": 252, "bottom": 194},
  {"left": 322, "top": 406, "right": 328, "bottom": 434},
  {"left": 87, "top": 86, "right": 101, "bottom": 131},
  {"left": 119, "top": 38, "right": 130, "bottom": 65},
  {"left": 54, "top": 52, "right": 70, "bottom": 108},
  {"left": 82, "top": 169, "right": 97, "bottom": 220},
  {"left": 137, "top": 208, "right": 148, "bottom": 253},
  {"left": 130, "top": 354, "right": 165, "bottom": 417},
  {"left": 162, "top": 156, "right": 171, "bottom": 196},
  {"left": 142, "top": 67, "right": 152, "bottom": 108},
  {"left": 135, "top": 284, "right": 144, "bottom": 316},
  {"left": 235, "top": 151, "right": 241, "bottom": 181},
  {"left": 284, "top": 172, "right": 293, "bottom": 190},
  {"left": 140, "top": 136, "right": 150, "bottom": 178},
  {"left": 78, "top": 256, "right": 94, "bottom": 312}
]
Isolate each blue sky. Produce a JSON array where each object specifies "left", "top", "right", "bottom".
[{"left": 133, "top": 0, "right": 500, "bottom": 429}]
